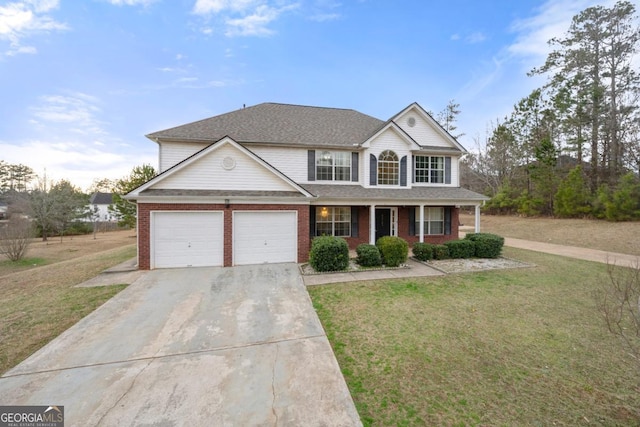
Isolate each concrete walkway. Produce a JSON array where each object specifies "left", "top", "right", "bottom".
[{"left": 302, "top": 258, "right": 444, "bottom": 286}]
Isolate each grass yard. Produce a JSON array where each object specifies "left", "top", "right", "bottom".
[
  {"left": 0, "top": 231, "right": 136, "bottom": 374},
  {"left": 461, "top": 213, "right": 640, "bottom": 256},
  {"left": 309, "top": 247, "right": 640, "bottom": 426}
]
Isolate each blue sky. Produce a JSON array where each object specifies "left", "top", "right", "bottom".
[{"left": 0, "top": 0, "right": 621, "bottom": 190}]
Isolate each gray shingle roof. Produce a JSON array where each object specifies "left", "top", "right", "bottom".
[
  {"left": 302, "top": 184, "right": 488, "bottom": 203},
  {"left": 90, "top": 192, "right": 113, "bottom": 205},
  {"left": 147, "top": 102, "right": 386, "bottom": 147}
]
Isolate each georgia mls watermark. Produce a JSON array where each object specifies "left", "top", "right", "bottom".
[{"left": 0, "top": 406, "right": 64, "bottom": 427}]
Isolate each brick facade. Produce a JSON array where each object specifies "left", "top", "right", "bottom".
[
  {"left": 137, "top": 203, "right": 309, "bottom": 270},
  {"left": 310, "top": 205, "right": 460, "bottom": 251}
]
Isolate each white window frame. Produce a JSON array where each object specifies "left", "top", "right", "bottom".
[
  {"left": 415, "top": 207, "right": 445, "bottom": 235},
  {"left": 378, "top": 150, "right": 399, "bottom": 186},
  {"left": 414, "top": 155, "right": 444, "bottom": 184},
  {"left": 316, "top": 151, "right": 351, "bottom": 182},
  {"left": 316, "top": 206, "right": 351, "bottom": 237}
]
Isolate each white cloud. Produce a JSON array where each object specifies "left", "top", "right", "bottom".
[
  {"left": 466, "top": 32, "right": 486, "bottom": 44},
  {"left": 31, "top": 93, "right": 105, "bottom": 136},
  {"left": 309, "top": 12, "right": 340, "bottom": 22},
  {"left": 104, "top": 0, "right": 158, "bottom": 6},
  {"left": 0, "top": 0, "right": 67, "bottom": 56},
  {"left": 192, "top": 0, "right": 300, "bottom": 37}
]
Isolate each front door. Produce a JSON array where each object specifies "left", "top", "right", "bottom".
[{"left": 375, "top": 208, "right": 391, "bottom": 242}]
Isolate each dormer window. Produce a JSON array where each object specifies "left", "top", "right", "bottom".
[
  {"left": 316, "top": 150, "right": 351, "bottom": 181},
  {"left": 377, "top": 150, "right": 399, "bottom": 185}
]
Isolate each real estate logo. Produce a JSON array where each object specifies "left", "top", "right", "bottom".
[{"left": 0, "top": 405, "right": 64, "bottom": 427}]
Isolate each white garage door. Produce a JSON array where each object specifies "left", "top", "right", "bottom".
[
  {"left": 152, "top": 211, "right": 224, "bottom": 269},
  {"left": 233, "top": 211, "right": 297, "bottom": 265}
]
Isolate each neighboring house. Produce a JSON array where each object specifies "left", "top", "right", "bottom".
[
  {"left": 125, "top": 102, "right": 488, "bottom": 270},
  {"left": 89, "top": 192, "right": 116, "bottom": 222}
]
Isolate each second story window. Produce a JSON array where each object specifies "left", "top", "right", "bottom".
[
  {"left": 316, "top": 151, "right": 351, "bottom": 181},
  {"left": 414, "top": 155, "right": 444, "bottom": 183},
  {"left": 377, "top": 150, "right": 399, "bottom": 185}
]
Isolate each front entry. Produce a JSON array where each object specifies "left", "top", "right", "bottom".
[{"left": 375, "top": 208, "right": 391, "bottom": 242}]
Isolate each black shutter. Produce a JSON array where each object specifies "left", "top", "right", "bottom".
[
  {"left": 444, "top": 207, "right": 452, "bottom": 235},
  {"left": 369, "top": 154, "right": 377, "bottom": 186},
  {"left": 445, "top": 156, "right": 451, "bottom": 184},
  {"left": 351, "top": 206, "right": 359, "bottom": 237},
  {"left": 351, "top": 152, "right": 359, "bottom": 182},
  {"left": 308, "top": 150, "right": 316, "bottom": 181},
  {"left": 400, "top": 156, "right": 407, "bottom": 187},
  {"left": 409, "top": 207, "right": 416, "bottom": 236},
  {"left": 309, "top": 206, "right": 316, "bottom": 237}
]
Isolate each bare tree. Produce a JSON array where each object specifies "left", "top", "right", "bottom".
[
  {"left": 595, "top": 259, "right": 640, "bottom": 365},
  {"left": 0, "top": 217, "right": 34, "bottom": 261}
]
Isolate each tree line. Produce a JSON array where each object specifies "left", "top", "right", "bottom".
[
  {"left": 0, "top": 160, "right": 156, "bottom": 242},
  {"left": 461, "top": 1, "right": 640, "bottom": 220}
]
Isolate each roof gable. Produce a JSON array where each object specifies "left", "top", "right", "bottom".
[
  {"left": 147, "top": 103, "right": 385, "bottom": 148},
  {"left": 391, "top": 103, "right": 466, "bottom": 152},
  {"left": 126, "top": 137, "right": 313, "bottom": 198}
]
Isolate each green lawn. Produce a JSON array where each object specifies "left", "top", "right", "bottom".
[{"left": 309, "top": 248, "right": 640, "bottom": 426}]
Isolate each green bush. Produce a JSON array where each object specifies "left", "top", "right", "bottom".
[
  {"left": 433, "top": 244, "right": 450, "bottom": 260},
  {"left": 309, "top": 236, "right": 349, "bottom": 272},
  {"left": 444, "top": 239, "right": 476, "bottom": 259},
  {"left": 464, "top": 233, "right": 504, "bottom": 258},
  {"left": 376, "top": 236, "right": 408, "bottom": 267},
  {"left": 412, "top": 242, "right": 434, "bottom": 261},
  {"left": 356, "top": 244, "right": 382, "bottom": 267},
  {"left": 66, "top": 221, "right": 93, "bottom": 235}
]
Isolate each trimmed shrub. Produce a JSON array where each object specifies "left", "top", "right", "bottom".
[
  {"left": 444, "top": 239, "right": 476, "bottom": 259},
  {"left": 464, "top": 233, "right": 504, "bottom": 258},
  {"left": 412, "top": 242, "right": 434, "bottom": 261},
  {"left": 356, "top": 244, "right": 382, "bottom": 267},
  {"left": 433, "top": 244, "right": 450, "bottom": 260},
  {"left": 309, "top": 236, "right": 349, "bottom": 272},
  {"left": 376, "top": 236, "right": 408, "bottom": 267}
]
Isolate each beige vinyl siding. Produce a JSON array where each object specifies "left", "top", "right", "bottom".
[
  {"left": 159, "top": 141, "right": 209, "bottom": 172},
  {"left": 395, "top": 112, "right": 452, "bottom": 148},
  {"left": 152, "top": 144, "right": 295, "bottom": 191},
  {"left": 248, "top": 146, "right": 308, "bottom": 183}
]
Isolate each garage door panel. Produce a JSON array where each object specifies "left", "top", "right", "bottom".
[
  {"left": 152, "top": 212, "right": 223, "bottom": 269},
  {"left": 233, "top": 211, "right": 297, "bottom": 265}
]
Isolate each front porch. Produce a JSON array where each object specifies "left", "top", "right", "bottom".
[{"left": 310, "top": 204, "right": 483, "bottom": 250}]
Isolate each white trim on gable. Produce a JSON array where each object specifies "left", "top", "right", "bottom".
[
  {"left": 360, "top": 121, "right": 421, "bottom": 150},
  {"left": 390, "top": 102, "right": 467, "bottom": 153},
  {"left": 125, "top": 136, "right": 314, "bottom": 199}
]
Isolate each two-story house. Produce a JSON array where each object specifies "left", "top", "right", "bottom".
[{"left": 125, "top": 102, "right": 488, "bottom": 269}]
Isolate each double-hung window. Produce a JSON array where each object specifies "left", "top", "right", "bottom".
[
  {"left": 316, "top": 207, "right": 351, "bottom": 237},
  {"left": 414, "top": 207, "right": 444, "bottom": 235},
  {"left": 316, "top": 151, "right": 351, "bottom": 181},
  {"left": 414, "top": 156, "right": 444, "bottom": 183}
]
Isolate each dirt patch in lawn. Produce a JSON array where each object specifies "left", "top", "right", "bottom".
[{"left": 461, "top": 214, "right": 640, "bottom": 256}]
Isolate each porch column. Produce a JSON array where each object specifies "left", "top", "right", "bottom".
[
  {"left": 369, "top": 204, "right": 376, "bottom": 245},
  {"left": 475, "top": 204, "right": 481, "bottom": 233},
  {"left": 419, "top": 204, "right": 424, "bottom": 243}
]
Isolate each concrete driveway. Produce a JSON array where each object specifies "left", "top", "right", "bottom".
[{"left": 0, "top": 264, "right": 361, "bottom": 426}]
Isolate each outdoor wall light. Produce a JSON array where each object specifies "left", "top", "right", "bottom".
[{"left": 225, "top": 199, "right": 230, "bottom": 208}]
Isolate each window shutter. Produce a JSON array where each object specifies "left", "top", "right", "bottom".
[
  {"left": 351, "top": 152, "right": 359, "bottom": 182},
  {"left": 369, "top": 154, "right": 377, "bottom": 186},
  {"left": 400, "top": 156, "right": 407, "bottom": 187},
  {"left": 351, "top": 206, "right": 359, "bottom": 237},
  {"left": 409, "top": 207, "right": 416, "bottom": 236},
  {"left": 444, "top": 207, "right": 452, "bottom": 235},
  {"left": 445, "top": 156, "right": 451, "bottom": 184},
  {"left": 309, "top": 206, "right": 316, "bottom": 237},
  {"left": 308, "top": 150, "right": 316, "bottom": 181}
]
